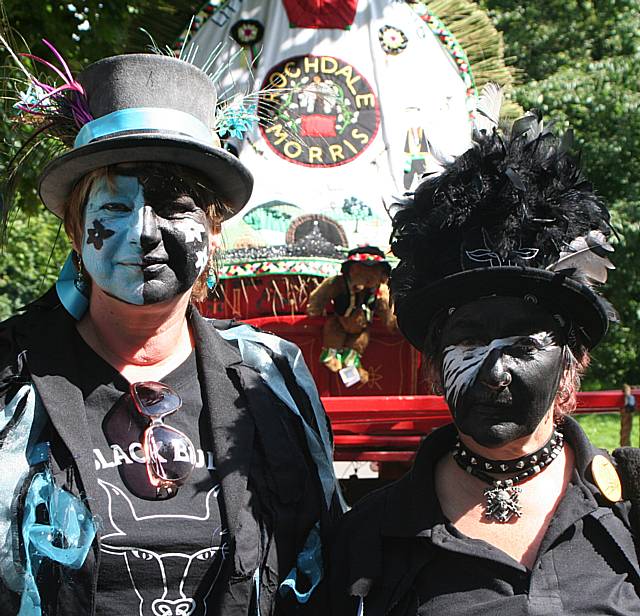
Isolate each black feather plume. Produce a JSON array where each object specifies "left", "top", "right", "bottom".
[{"left": 390, "top": 111, "right": 613, "bottom": 327}]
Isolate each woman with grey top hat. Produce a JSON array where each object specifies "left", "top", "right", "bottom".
[
  {"left": 0, "top": 47, "right": 342, "bottom": 615},
  {"left": 328, "top": 93, "right": 640, "bottom": 615}
]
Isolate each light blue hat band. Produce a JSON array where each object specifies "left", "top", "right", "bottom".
[{"left": 74, "top": 107, "right": 214, "bottom": 148}]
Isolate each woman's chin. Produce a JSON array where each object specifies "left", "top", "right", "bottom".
[
  {"left": 459, "top": 422, "right": 527, "bottom": 449},
  {"left": 96, "top": 281, "right": 189, "bottom": 307},
  {"left": 96, "top": 286, "right": 145, "bottom": 306}
]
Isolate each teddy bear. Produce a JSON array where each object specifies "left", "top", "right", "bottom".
[{"left": 306, "top": 245, "right": 396, "bottom": 385}]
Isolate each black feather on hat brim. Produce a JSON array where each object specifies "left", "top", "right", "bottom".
[
  {"left": 396, "top": 266, "right": 610, "bottom": 352},
  {"left": 38, "top": 134, "right": 254, "bottom": 220}
]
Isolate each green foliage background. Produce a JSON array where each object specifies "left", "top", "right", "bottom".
[
  {"left": 0, "top": 0, "right": 199, "bottom": 313},
  {"left": 480, "top": 0, "right": 640, "bottom": 390},
  {"left": 1, "top": 1, "right": 638, "bottom": 390}
]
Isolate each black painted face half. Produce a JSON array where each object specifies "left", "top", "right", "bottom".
[
  {"left": 82, "top": 166, "right": 211, "bottom": 305},
  {"left": 439, "top": 297, "right": 565, "bottom": 447}
]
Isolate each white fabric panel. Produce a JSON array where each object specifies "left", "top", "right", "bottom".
[{"left": 184, "top": 0, "right": 472, "bottom": 253}]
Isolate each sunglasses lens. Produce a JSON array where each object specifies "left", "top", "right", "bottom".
[
  {"left": 133, "top": 382, "right": 181, "bottom": 418},
  {"left": 144, "top": 425, "right": 196, "bottom": 487}
]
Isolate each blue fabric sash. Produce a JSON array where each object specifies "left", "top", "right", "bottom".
[
  {"left": 55, "top": 252, "right": 89, "bottom": 321},
  {"left": 218, "top": 324, "right": 344, "bottom": 510},
  {"left": 0, "top": 382, "right": 96, "bottom": 615},
  {"left": 279, "top": 522, "right": 323, "bottom": 604},
  {"left": 218, "top": 324, "right": 346, "bottom": 606},
  {"left": 18, "top": 466, "right": 96, "bottom": 615},
  {"left": 0, "top": 385, "right": 46, "bottom": 594}
]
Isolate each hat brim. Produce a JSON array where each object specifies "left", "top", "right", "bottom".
[
  {"left": 343, "top": 259, "right": 392, "bottom": 273},
  {"left": 38, "top": 134, "right": 254, "bottom": 220},
  {"left": 396, "top": 267, "right": 610, "bottom": 352}
]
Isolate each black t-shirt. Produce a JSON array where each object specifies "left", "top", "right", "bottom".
[{"left": 74, "top": 332, "right": 230, "bottom": 616}]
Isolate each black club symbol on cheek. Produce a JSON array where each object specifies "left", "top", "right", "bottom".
[{"left": 86, "top": 220, "right": 115, "bottom": 250}]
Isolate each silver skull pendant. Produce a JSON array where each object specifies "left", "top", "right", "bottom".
[{"left": 483, "top": 484, "right": 523, "bottom": 523}]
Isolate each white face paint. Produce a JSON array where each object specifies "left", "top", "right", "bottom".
[
  {"left": 194, "top": 248, "right": 208, "bottom": 272},
  {"left": 178, "top": 219, "right": 206, "bottom": 244},
  {"left": 82, "top": 175, "right": 146, "bottom": 304},
  {"left": 442, "top": 332, "right": 555, "bottom": 410}
]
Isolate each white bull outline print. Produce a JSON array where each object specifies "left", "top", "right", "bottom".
[{"left": 98, "top": 479, "right": 228, "bottom": 616}]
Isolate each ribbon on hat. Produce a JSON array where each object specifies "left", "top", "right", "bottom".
[
  {"left": 347, "top": 253, "right": 384, "bottom": 263},
  {"left": 74, "top": 107, "right": 215, "bottom": 148}
]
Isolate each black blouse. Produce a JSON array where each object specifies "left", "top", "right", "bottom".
[{"left": 330, "top": 418, "right": 640, "bottom": 615}]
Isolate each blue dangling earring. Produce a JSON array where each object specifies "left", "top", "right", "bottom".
[
  {"left": 56, "top": 251, "right": 89, "bottom": 320},
  {"left": 206, "top": 256, "right": 217, "bottom": 295}
]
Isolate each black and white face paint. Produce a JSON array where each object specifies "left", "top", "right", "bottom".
[
  {"left": 442, "top": 332, "right": 555, "bottom": 409},
  {"left": 439, "top": 298, "right": 565, "bottom": 447},
  {"left": 82, "top": 167, "right": 211, "bottom": 305}
]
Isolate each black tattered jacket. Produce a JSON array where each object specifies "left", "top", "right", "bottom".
[{"left": 0, "top": 295, "right": 339, "bottom": 615}]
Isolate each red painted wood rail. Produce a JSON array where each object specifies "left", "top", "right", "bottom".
[{"left": 323, "top": 390, "right": 638, "bottom": 462}]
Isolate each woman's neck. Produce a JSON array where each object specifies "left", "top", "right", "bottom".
[{"left": 76, "top": 285, "right": 194, "bottom": 381}]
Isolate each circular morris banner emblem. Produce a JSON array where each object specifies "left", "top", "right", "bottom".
[{"left": 259, "top": 55, "right": 380, "bottom": 167}]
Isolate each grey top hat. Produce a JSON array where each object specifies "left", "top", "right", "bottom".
[{"left": 38, "top": 54, "right": 253, "bottom": 219}]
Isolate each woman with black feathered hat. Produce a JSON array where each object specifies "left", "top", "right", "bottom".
[
  {"left": 329, "top": 88, "right": 640, "bottom": 615},
  {"left": 0, "top": 44, "right": 342, "bottom": 615}
]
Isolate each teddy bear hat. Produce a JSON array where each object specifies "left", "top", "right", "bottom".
[
  {"left": 2, "top": 40, "right": 257, "bottom": 220},
  {"left": 390, "top": 85, "right": 617, "bottom": 353},
  {"left": 341, "top": 245, "right": 392, "bottom": 277}
]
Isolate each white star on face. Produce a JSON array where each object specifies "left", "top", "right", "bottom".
[
  {"left": 179, "top": 220, "right": 206, "bottom": 243},
  {"left": 195, "top": 249, "right": 208, "bottom": 273}
]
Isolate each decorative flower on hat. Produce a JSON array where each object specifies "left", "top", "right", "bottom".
[
  {"left": 378, "top": 26, "right": 408, "bottom": 55},
  {"left": 231, "top": 19, "right": 264, "bottom": 47},
  {"left": 14, "top": 83, "right": 50, "bottom": 113},
  {"left": 217, "top": 100, "right": 259, "bottom": 140}
]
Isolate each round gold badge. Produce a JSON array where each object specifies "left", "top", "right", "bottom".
[{"left": 591, "top": 454, "right": 622, "bottom": 503}]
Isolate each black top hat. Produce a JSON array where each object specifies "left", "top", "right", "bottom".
[
  {"left": 341, "top": 246, "right": 392, "bottom": 277},
  {"left": 390, "top": 111, "right": 617, "bottom": 352},
  {"left": 37, "top": 54, "right": 253, "bottom": 219}
]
